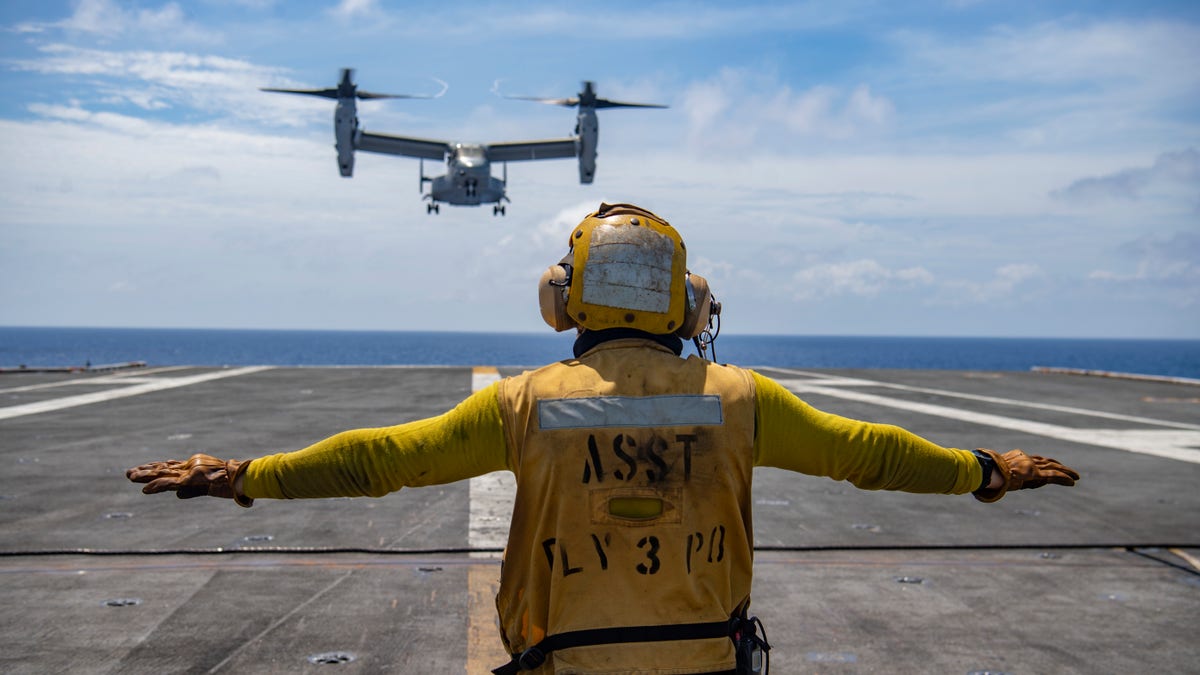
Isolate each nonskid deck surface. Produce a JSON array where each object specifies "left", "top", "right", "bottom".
[{"left": 2, "top": 365, "right": 1197, "bottom": 673}]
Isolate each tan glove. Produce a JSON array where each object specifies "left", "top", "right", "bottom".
[
  {"left": 973, "top": 449, "right": 1079, "bottom": 503},
  {"left": 126, "top": 454, "right": 253, "bottom": 507}
]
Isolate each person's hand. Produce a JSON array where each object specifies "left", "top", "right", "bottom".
[
  {"left": 126, "top": 454, "right": 253, "bottom": 507},
  {"left": 973, "top": 449, "right": 1079, "bottom": 503}
]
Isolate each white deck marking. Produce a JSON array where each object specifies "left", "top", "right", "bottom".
[
  {"left": 468, "top": 367, "right": 514, "bottom": 553},
  {"left": 467, "top": 366, "right": 515, "bottom": 673},
  {"left": 0, "top": 366, "right": 274, "bottom": 421},
  {"left": 0, "top": 366, "right": 194, "bottom": 394},
  {"left": 772, "top": 368, "right": 1200, "bottom": 431},
  {"left": 772, "top": 371, "right": 1200, "bottom": 464}
]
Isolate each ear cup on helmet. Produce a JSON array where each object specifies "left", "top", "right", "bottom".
[
  {"left": 539, "top": 262, "right": 576, "bottom": 332},
  {"left": 677, "top": 273, "right": 714, "bottom": 339}
]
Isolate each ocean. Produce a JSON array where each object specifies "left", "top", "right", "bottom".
[{"left": 2, "top": 326, "right": 1198, "bottom": 379}]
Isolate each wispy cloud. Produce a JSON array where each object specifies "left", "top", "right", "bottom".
[
  {"left": 13, "top": 0, "right": 222, "bottom": 44},
  {"left": 329, "top": 2, "right": 867, "bottom": 40},
  {"left": 329, "top": 0, "right": 382, "bottom": 20},
  {"left": 791, "top": 260, "right": 1046, "bottom": 310},
  {"left": 1052, "top": 147, "right": 1200, "bottom": 203},
  {"left": 935, "top": 263, "right": 1043, "bottom": 305},
  {"left": 893, "top": 18, "right": 1200, "bottom": 88},
  {"left": 792, "top": 259, "right": 933, "bottom": 300},
  {"left": 27, "top": 102, "right": 156, "bottom": 134},
  {"left": 1089, "top": 231, "right": 1200, "bottom": 305},
  {"left": 887, "top": 19, "right": 1200, "bottom": 150},
  {"left": 681, "top": 68, "right": 895, "bottom": 154},
  {"left": 12, "top": 44, "right": 306, "bottom": 124}
]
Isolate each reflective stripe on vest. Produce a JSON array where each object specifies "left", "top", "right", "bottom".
[{"left": 538, "top": 394, "right": 724, "bottom": 429}]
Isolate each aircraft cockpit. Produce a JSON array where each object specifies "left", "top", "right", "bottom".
[{"left": 453, "top": 144, "right": 487, "bottom": 168}]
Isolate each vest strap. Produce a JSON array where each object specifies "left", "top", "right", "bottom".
[{"left": 492, "top": 619, "right": 732, "bottom": 674}]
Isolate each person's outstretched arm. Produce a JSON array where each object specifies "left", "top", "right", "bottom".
[
  {"left": 127, "top": 382, "right": 509, "bottom": 506},
  {"left": 750, "top": 371, "right": 1078, "bottom": 500}
]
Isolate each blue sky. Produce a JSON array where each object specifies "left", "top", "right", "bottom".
[{"left": 1, "top": 0, "right": 1197, "bottom": 337}]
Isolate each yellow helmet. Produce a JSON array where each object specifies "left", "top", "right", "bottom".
[{"left": 539, "top": 203, "right": 715, "bottom": 338}]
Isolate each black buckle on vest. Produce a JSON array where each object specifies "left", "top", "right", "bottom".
[{"left": 517, "top": 646, "right": 546, "bottom": 670}]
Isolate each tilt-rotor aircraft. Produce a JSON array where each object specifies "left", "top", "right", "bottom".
[{"left": 262, "top": 69, "right": 666, "bottom": 215}]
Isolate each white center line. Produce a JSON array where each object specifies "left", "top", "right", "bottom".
[{"left": 0, "top": 366, "right": 274, "bottom": 421}]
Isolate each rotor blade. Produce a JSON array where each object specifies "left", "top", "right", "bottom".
[
  {"left": 504, "top": 95, "right": 580, "bottom": 107},
  {"left": 265, "top": 71, "right": 444, "bottom": 101},
  {"left": 501, "top": 84, "right": 666, "bottom": 109},
  {"left": 358, "top": 76, "right": 447, "bottom": 100},
  {"left": 593, "top": 99, "right": 669, "bottom": 109},
  {"left": 261, "top": 87, "right": 441, "bottom": 100},
  {"left": 504, "top": 94, "right": 666, "bottom": 109},
  {"left": 260, "top": 87, "right": 339, "bottom": 99},
  {"left": 357, "top": 91, "right": 429, "bottom": 100}
]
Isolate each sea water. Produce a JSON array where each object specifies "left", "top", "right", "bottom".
[{"left": 2, "top": 327, "right": 1197, "bottom": 379}]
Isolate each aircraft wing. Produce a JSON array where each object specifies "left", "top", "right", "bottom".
[
  {"left": 356, "top": 131, "right": 449, "bottom": 160},
  {"left": 486, "top": 138, "right": 578, "bottom": 162}
]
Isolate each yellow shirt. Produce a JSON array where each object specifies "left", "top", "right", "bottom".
[{"left": 243, "top": 368, "right": 980, "bottom": 499}]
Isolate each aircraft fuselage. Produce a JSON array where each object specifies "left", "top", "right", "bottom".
[{"left": 426, "top": 144, "right": 506, "bottom": 207}]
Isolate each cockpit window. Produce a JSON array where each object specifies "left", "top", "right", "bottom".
[{"left": 455, "top": 145, "right": 486, "bottom": 166}]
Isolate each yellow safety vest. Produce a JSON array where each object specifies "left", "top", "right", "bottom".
[{"left": 495, "top": 338, "right": 757, "bottom": 674}]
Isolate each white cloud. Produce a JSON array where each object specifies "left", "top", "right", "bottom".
[
  {"left": 533, "top": 200, "right": 595, "bottom": 249},
  {"left": 1089, "top": 231, "right": 1200, "bottom": 297},
  {"left": 933, "top": 263, "right": 1043, "bottom": 305},
  {"left": 888, "top": 19, "right": 1200, "bottom": 151},
  {"left": 792, "top": 259, "right": 933, "bottom": 300},
  {"left": 45, "top": 0, "right": 221, "bottom": 43},
  {"left": 27, "top": 102, "right": 156, "bottom": 134},
  {"left": 681, "top": 68, "right": 895, "bottom": 154},
  {"left": 60, "top": 0, "right": 128, "bottom": 36},
  {"left": 317, "top": 3, "right": 865, "bottom": 41},
  {"left": 13, "top": 45, "right": 307, "bottom": 125},
  {"left": 330, "top": 0, "right": 381, "bottom": 19},
  {"left": 222, "top": 0, "right": 278, "bottom": 8},
  {"left": 845, "top": 84, "right": 894, "bottom": 127},
  {"left": 894, "top": 19, "right": 1200, "bottom": 88},
  {"left": 1052, "top": 147, "right": 1200, "bottom": 203}
]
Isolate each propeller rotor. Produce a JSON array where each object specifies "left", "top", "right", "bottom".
[
  {"left": 260, "top": 68, "right": 447, "bottom": 100},
  {"left": 503, "top": 81, "right": 667, "bottom": 110}
]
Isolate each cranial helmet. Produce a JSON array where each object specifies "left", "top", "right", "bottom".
[{"left": 539, "top": 202, "right": 718, "bottom": 339}]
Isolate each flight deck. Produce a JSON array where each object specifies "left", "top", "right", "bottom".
[{"left": 2, "top": 365, "right": 1197, "bottom": 673}]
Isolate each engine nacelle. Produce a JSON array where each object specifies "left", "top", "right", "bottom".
[
  {"left": 576, "top": 108, "right": 598, "bottom": 184},
  {"left": 334, "top": 98, "right": 357, "bottom": 177}
]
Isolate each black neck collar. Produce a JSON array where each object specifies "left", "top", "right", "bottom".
[{"left": 573, "top": 328, "right": 683, "bottom": 358}]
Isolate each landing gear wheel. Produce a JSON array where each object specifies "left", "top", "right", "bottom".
[
  {"left": 427, "top": 203, "right": 440, "bottom": 214},
  {"left": 493, "top": 204, "right": 506, "bottom": 216}
]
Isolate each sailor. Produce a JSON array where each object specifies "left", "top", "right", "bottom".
[{"left": 127, "top": 202, "right": 1079, "bottom": 674}]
